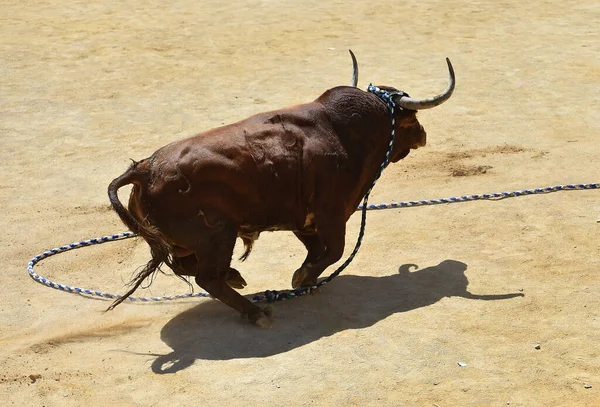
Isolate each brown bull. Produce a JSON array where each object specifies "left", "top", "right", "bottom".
[{"left": 108, "top": 51, "right": 455, "bottom": 325}]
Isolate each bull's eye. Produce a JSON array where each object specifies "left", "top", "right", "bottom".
[{"left": 398, "top": 115, "right": 419, "bottom": 127}]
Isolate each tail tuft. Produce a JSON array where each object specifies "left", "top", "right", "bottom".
[{"left": 239, "top": 236, "right": 255, "bottom": 262}]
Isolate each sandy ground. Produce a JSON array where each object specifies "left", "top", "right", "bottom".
[{"left": 1, "top": 0, "right": 599, "bottom": 405}]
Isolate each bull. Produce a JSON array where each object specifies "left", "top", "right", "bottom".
[{"left": 107, "top": 51, "right": 455, "bottom": 325}]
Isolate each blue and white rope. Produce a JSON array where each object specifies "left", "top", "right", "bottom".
[
  {"left": 359, "top": 183, "right": 600, "bottom": 210},
  {"left": 27, "top": 181, "right": 599, "bottom": 303},
  {"left": 26, "top": 84, "right": 599, "bottom": 305}
]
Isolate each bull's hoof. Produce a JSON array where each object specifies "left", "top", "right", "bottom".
[
  {"left": 246, "top": 306, "right": 273, "bottom": 328},
  {"left": 308, "top": 286, "right": 321, "bottom": 294},
  {"left": 291, "top": 267, "right": 308, "bottom": 289},
  {"left": 226, "top": 267, "right": 247, "bottom": 289},
  {"left": 292, "top": 267, "right": 318, "bottom": 290}
]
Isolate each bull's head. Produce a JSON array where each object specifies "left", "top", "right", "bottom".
[{"left": 349, "top": 50, "right": 455, "bottom": 162}]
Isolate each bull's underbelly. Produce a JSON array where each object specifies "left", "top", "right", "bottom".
[{"left": 238, "top": 211, "right": 316, "bottom": 240}]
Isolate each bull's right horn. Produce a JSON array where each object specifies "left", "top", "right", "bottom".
[
  {"left": 349, "top": 49, "right": 359, "bottom": 87},
  {"left": 394, "top": 58, "right": 455, "bottom": 110}
]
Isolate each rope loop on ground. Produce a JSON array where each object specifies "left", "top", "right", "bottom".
[{"left": 27, "top": 182, "right": 599, "bottom": 304}]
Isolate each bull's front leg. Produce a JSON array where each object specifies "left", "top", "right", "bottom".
[
  {"left": 291, "top": 213, "right": 346, "bottom": 288},
  {"left": 292, "top": 231, "right": 326, "bottom": 288},
  {"left": 171, "top": 254, "right": 247, "bottom": 289}
]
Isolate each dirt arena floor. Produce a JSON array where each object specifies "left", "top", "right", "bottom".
[{"left": 1, "top": 0, "right": 599, "bottom": 405}]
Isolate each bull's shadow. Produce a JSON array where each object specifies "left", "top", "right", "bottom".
[{"left": 151, "top": 260, "right": 523, "bottom": 373}]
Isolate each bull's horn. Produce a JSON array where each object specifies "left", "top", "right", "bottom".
[
  {"left": 395, "top": 58, "right": 455, "bottom": 110},
  {"left": 349, "top": 49, "right": 358, "bottom": 87}
]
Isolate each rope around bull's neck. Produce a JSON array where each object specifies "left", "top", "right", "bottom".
[{"left": 26, "top": 86, "right": 600, "bottom": 305}]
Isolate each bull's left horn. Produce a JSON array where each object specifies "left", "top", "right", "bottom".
[
  {"left": 394, "top": 58, "right": 455, "bottom": 110},
  {"left": 349, "top": 49, "right": 359, "bottom": 87}
]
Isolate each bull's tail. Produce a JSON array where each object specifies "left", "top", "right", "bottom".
[
  {"left": 107, "top": 160, "right": 146, "bottom": 236},
  {"left": 106, "top": 161, "right": 176, "bottom": 311}
]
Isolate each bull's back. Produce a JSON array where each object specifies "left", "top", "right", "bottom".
[{"left": 143, "top": 103, "right": 337, "bottom": 229}]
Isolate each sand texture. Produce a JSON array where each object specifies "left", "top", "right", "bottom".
[{"left": 1, "top": 0, "right": 599, "bottom": 405}]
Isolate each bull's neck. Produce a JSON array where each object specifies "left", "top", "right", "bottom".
[
  {"left": 319, "top": 87, "right": 398, "bottom": 215},
  {"left": 326, "top": 88, "right": 395, "bottom": 166}
]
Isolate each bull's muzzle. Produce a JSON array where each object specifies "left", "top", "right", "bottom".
[{"left": 412, "top": 126, "right": 427, "bottom": 149}]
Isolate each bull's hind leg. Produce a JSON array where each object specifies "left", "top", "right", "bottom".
[
  {"left": 291, "top": 213, "right": 346, "bottom": 288},
  {"left": 193, "top": 225, "right": 270, "bottom": 326},
  {"left": 224, "top": 268, "right": 247, "bottom": 289},
  {"left": 171, "top": 254, "right": 246, "bottom": 289}
]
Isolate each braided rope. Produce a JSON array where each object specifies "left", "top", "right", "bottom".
[
  {"left": 358, "top": 183, "right": 600, "bottom": 210},
  {"left": 26, "top": 83, "right": 599, "bottom": 305},
  {"left": 27, "top": 181, "right": 599, "bottom": 303}
]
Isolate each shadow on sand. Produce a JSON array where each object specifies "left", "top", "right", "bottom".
[{"left": 151, "top": 260, "right": 523, "bottom": 373}]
